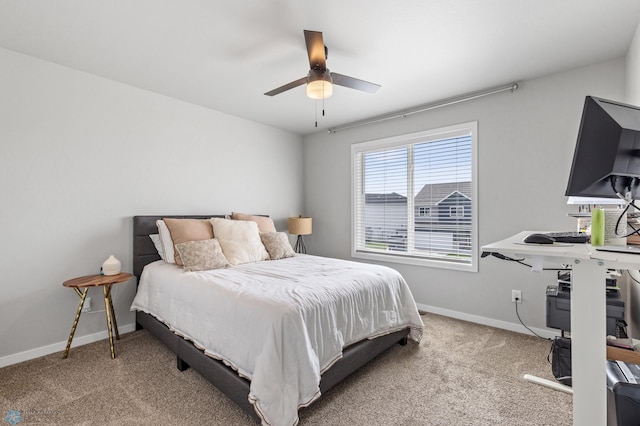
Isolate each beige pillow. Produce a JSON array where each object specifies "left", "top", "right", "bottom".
[
  {"left": 210, "top": 218, "right": 269, "bottom": 265},
  {"left": 175, "top": 239, "right": 229, "bottom": 272},
  {"left": 231, "top": 212, "right": 277, "bottom": 233},
  {"left": 260, "top": 232, "right": 296, "bottom": 260},
  {"left": 163, "top": 218, "right": 214, "bottom": 266}
]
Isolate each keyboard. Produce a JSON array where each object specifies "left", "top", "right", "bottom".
[{"left": 544, "top": 231, "right": 590, "bottom": 243}]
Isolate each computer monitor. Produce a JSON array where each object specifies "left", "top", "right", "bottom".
[{"left": 565, "top": 96, "right": 640, "bottom": 200}]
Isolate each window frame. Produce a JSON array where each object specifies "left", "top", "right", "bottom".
[{"left": 350, "top": 121, "right": 478, "bottom": 272}]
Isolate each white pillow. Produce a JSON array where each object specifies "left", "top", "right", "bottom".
[
  {"left": 210, "top": 218, "right": 269, "bottom": 265},
  {"left": 149, "top": 234, "right": 166, "bottom": 261},
  {"left": 156, "top": 219, "right": 176, "bottom": 264}
]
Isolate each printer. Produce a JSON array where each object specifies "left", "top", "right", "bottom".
[{"left": 546, "top": 271, "right": 625, "bottom": 336}]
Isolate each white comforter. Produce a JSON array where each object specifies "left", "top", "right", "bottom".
[{"left": 130, "top": 255, "right": 423, "bottom": 426}]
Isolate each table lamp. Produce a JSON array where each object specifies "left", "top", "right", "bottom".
[{"left": 288, "top": 216, "right": 312, "bottom": 254}]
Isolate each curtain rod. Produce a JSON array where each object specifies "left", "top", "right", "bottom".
[{"left": 327, "top": 82, "right": 519, "bottom": 134}]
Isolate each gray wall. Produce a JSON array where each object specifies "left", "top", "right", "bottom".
[
  {"left": 0, "top": 47, "right": 303, "bottom": 364},
  {"left": 302, "top": 58, "right": 626, "bottom": 333}
]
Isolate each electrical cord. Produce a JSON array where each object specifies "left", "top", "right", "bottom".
[
  {"left": 609, "top": 176, "right": 640, "bottom": 238},
  {"left": 482, "top": 251, "right": 571, "bottom": 271},
  {"left": 514, "top": 297, "right": 551, "bottom": 341},
  {"left": 627, "top": 269, "right": 640, "bottom": 285},
  {"left": 515, "top": 299, "right": 556, "bottom": 376},
  {"left": 483, "top": 251, "right": 564, "bottom": 364},
  {"left": 612, "top": 202, "right": 640, "bottom": 238}
]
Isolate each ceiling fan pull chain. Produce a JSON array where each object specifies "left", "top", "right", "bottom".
[{"left": 315, "top": 100, "right": 318, "bottom": 127}]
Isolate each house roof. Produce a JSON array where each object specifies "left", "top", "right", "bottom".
[
  {"left": 365, "top": 192, "right": 407, "bottom": 204},
  {"left": 414, "top": 182, "right": 472, "bottom": 207},
  {"left": 364, "top": 182, "right": 471, "bottom": 205}
]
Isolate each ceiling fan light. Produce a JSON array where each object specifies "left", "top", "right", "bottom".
[
  {"left": 307, "top": 80, "right": 333, "bottom": 99},
  {"left": 306, "top": 69, "right": 333, "bottom": 99}
]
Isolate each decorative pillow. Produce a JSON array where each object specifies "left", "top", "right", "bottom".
[
  {"left": 175, "top": 239, "right": 229, "bottom": 272},
  {"left": 149, "top": 234, "right": 166, "bottom": 261},
  {"left": 156, "top": 220, "right": 176, "bottom": 264},
  {"left": 210, "top": 218, "right": 269, "bottom": 265},
  {"left": 260, "top": 232, "right": 296, "bottom": 260},
  {"left": 231, "top": 212, "right": 277, "bottom": 233},
  {"left": 163, "top": 218, "right": 214, "bottom": 266}
]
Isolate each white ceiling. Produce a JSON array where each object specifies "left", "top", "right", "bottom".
[{"left": 1, "top": 1, "right": 639, "bottom": 135}]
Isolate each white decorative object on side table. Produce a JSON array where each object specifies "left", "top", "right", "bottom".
[{"left": 102, "top": 255, "right": 121, "bottom": 276}]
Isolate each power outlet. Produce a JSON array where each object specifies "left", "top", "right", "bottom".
[
  {"left": 511, "top": 290, "right": 522, "bottom": 304},
  {"left": 82, "top": 297, "right": 92, "bottom": 313}
]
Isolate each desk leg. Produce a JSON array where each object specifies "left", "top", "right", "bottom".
[
  {"left": 571, "top": 260, "right": 607, "bottom": 426},
  {"left": 63, "top": 288, "right": 88, "bottom": 359},
  {"left": 103, "top": 285, "right": 116, "bottom": 359}
]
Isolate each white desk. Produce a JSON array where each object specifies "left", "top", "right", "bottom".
[{"left": 483, "top": 232, "right": 640, "bottom": 426}]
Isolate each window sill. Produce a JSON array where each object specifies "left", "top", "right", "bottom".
[{"left": 352, "top": 250, "right": 478, "bottom": 272}]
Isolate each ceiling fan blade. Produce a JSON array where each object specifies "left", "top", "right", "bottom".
[
  {"left": 264, "top": 76, "right": 307, "bottom": 96},
  {"left": 331, "top": 72, "right": 381, "bottom": 94},
  {"left": 304, "top": 30, "right": 326, "bottom": 70}
]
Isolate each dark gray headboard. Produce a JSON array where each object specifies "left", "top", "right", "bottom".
[{"left": 132, "top": 215, "right": 225, "bottom": 280}]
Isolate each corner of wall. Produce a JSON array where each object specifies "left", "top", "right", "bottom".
[{"left": 626, "top": 21, "right": 640, "bottom": 104}]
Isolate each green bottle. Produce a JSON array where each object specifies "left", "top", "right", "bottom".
[{"left": 591, "top": 208, "right": 605, "bottom": 246}]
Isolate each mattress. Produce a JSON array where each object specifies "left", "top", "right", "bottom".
[{"left": 131, "top": 254, "right": 423, "bottom": 426}]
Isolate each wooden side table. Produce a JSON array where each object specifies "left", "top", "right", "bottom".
[{"left": 62, "top": 272, "right": 132, "bottom": 359}]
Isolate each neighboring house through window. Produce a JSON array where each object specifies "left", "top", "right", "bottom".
[{"left": 351, "top": 122, "right": 478, "bottom": 272}]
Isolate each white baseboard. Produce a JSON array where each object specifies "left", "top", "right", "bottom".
[
  {"left": 0, "top": 323, "right": 137, "bottom": 368},
  {"left": 416, "top": 303, "right": 560, "bottom": 340}
]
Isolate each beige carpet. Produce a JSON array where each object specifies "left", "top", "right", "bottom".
[{"left": 0, "top": 313, "right": 572, "bottom": 425}]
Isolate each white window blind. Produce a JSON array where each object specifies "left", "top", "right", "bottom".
[{"left": 352, "top": 122, "right": 478, "bottom": 271}]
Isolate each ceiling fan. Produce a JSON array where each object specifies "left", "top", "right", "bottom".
[{"left": 264, "top": 30, "right": 381, "bottom": 100}]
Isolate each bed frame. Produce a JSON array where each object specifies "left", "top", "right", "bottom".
[{"left": 133, "top": 215, "right": 410, "bottom": 423}]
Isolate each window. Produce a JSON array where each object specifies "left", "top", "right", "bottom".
[
  {"left": 351, "top": 122, "right": 478, "bottom": 271},
  {"left": 418, "top": 207, "right": 432, "bottom": 217},
  {"left": 450, "top": 206, "right": 464, "bottom": 217}
]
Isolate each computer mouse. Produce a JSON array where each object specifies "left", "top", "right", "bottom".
[{"left": 523, "top": 233, "right": 555, "bottom": 244}]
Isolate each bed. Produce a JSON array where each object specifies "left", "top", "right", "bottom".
[{"left": 131, "top": 215, "right": 423, "bottom": 425}]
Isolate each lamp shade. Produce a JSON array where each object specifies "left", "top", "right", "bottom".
[{"left": 288, "top": 216, "right": 312, "bottom": 235}]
